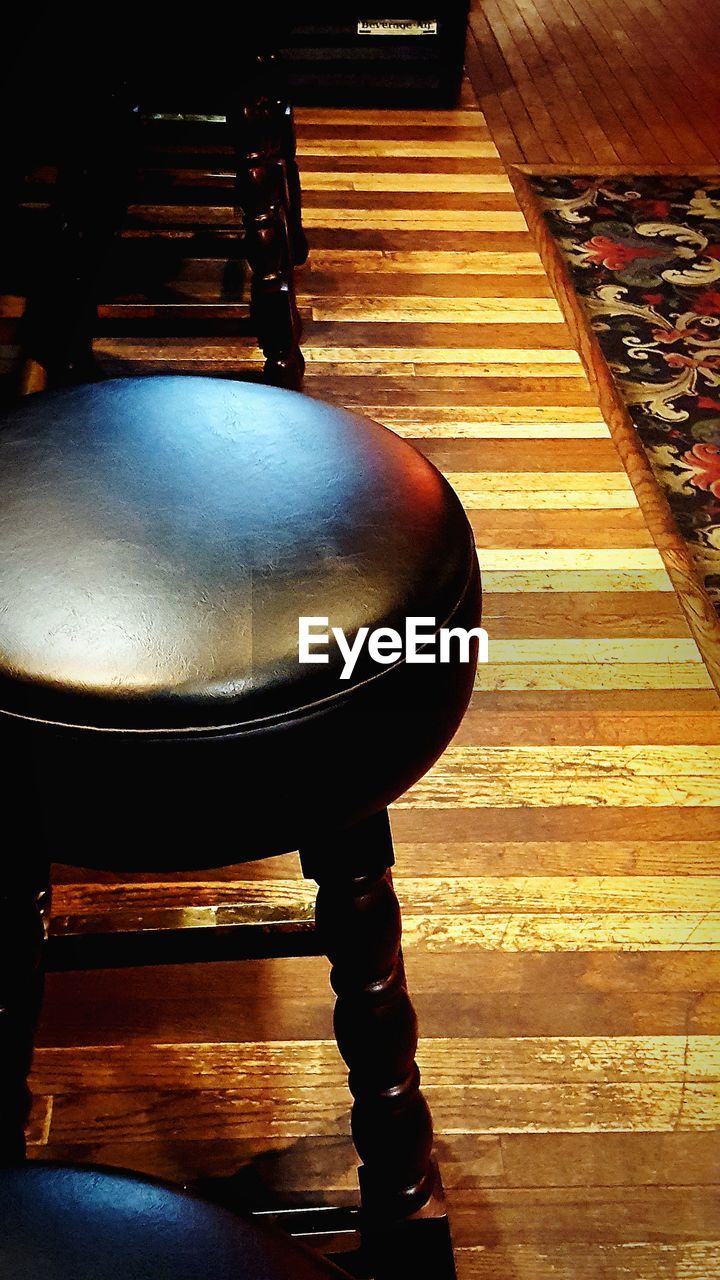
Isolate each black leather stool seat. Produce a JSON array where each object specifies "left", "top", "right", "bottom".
[
  {"left": 0, "top": 376, "right": 480, "bottom": 865},
  {"left": 0, "top": 1164, "right": 348, "bottom": 1279}
]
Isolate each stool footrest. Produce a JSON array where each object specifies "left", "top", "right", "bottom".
[
  {"left": 190, "top": 1185, "right": 457, "bottom": 1280},
  {"left": 45, "top": 921, "right": 321, "bottom": 970}
]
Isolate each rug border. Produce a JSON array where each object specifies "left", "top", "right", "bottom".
[
  {"left": 510, "top": 164, "right": 720, "bottom": 695},
  {"left": 515, "top": 165, "right": 720, "bottom": 178}
]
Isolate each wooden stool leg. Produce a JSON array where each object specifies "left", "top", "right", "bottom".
[
  {"left": 280, "top": 102, "right": 309, "bottom": 268},
  {"left": 20, "top": 159, "right": 102, "bottom": 387},
  {"left": 268, "top": 51, "right": 308, "bottom": 268},
  {"left": 19, "top": 84, "right": 136, "bottom": 389},
  {"left": 0, "top": 863, "right": 50, "bottom": 1163},
  {"left": 230, "top": 35, "right": 307, "bottom": 269},
  {"left": 300, "top": 810, "right": 436, "bottom": 1221},
  {"left": 230, "top": 58, "right": 304, "bottom": 390}
]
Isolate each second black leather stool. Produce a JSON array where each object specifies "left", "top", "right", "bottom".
[
  {"left": 0, "top": 376, "right": 481, "bottom": 1272},
  {"left": 0, "top": 1163, "right": 350, "bottom": 1279}
]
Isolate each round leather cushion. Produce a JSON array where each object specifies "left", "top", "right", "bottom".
[
  {"left": 0, "top": 1163, "right": 348, "bottom": 1279},
  {"left": 0, "top": 377, "right": 480, "bottom": 864}
]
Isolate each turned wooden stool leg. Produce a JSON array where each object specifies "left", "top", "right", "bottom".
[
  {"left": 301, "top": 812, "right": 456, "bottom": 1276},
  {"left": 264, "top": 49, "right": 308, "bottom": 268},
  {"left": 229, "top": 57, "right": 304, "bottom": 390},
  {"left": 300, "top": 810, "right": 436, "bottom": 1219},
  {"left": 279, "top": 101, "right": 309, "bottom": 268},
  {"left": 0, "top": 863, "right": 50, "bottom": 1163}
]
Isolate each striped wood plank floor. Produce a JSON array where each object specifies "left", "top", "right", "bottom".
[{"left": 20, "top": 89, "right": 720, "bottom": 1280}]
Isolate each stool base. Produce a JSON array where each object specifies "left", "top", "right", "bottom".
[{"left": 194, "top": 1164, "right": 457, "bottom": 1280}]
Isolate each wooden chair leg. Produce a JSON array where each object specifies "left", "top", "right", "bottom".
[
  {"left": 0, "top": 863, "right": 50, "bottom": 1163},
  {"left": 300, "top": 810, "right": 437, "bottom": 1222}
]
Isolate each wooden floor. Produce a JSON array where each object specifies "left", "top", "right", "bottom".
[
  {"left": 24, "top": 64, "right": 720, "bottom": 1280},
  {"left": 467, "top": 0, "right": 720, "bottom": 167}
]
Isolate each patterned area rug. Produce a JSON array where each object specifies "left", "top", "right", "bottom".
[{"left": 531, "top": 175, "right": 720, "bottom": 616}]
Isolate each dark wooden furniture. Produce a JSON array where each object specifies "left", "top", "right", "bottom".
[
  {"left": 3, "top": 14, "right": 307, "bottom": 391},
  {"left": 0, "top": 1163, "right": 351, "bottom": 1279},
  {"left": 0, "top": 375, "right": 481, "bottom": 1277}
]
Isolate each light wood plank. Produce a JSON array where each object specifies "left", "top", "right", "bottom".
[
  {"left": 303, "top": 210, "right": 527, "bottom": 230},
  {"left": 482, "top": 569, "right": 675, "bottom": 592},
  {"left": 454, "top": 1241, "right": 719, "bottom": 1280},
  {"left": 487, "top": 640, "right": 703, "bottom": 663},
  {"left": 311, "top": 297, "right": 565, "bottom": 321},
  {"left": 301, "top": 172, "right": 513, "bottom": 192},
  {"left": 401, "top": 913, "right": 720, "bottom": 952},
  {"left": 306, "top": 250, "right": 545, "bottom": 273},
  {"left": 297, "top": 140, "right": 501, "bottom": 158},
  {"left": 389, "top": 422, "right": 611, "bottom": 438},
  {"left": 404, "top": 744, "right": 720, "bottom": 806},
  {"left": 478, "top": 549, "right": 666, "bottom": 571},
  {"left": 304, "top": 345, "right": 580, "bottom": 361},
  {"left": 295, "top": 110, "right": 487, "bottom": 128},
  {"left": 475, "top": 663, "right": 713, "bottom": 691},
  {"left": 30, "top": 1036, "right": 720, "bottom": 1093},
  {"left": 39, "top": 1080, "right": 720, "bottom": 1143}
]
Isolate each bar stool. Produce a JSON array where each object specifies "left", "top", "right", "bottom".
[
  {"left": 0, "top": 375, "right": 481, "bottom": 1276},
  {"left": 4, "top": 10, "right": 307, "bottom": 391},
  {"left": 0, "top": 1163, "right": 351, "bottom": 1278}
]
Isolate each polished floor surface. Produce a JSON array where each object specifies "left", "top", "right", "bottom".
[{"left": 467, "top": 0, "right": 720, "bottom": 168}]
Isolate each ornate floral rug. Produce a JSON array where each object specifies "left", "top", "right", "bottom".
[{"left": 531, "top": 175, "right": 720, "bottom": 616}]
